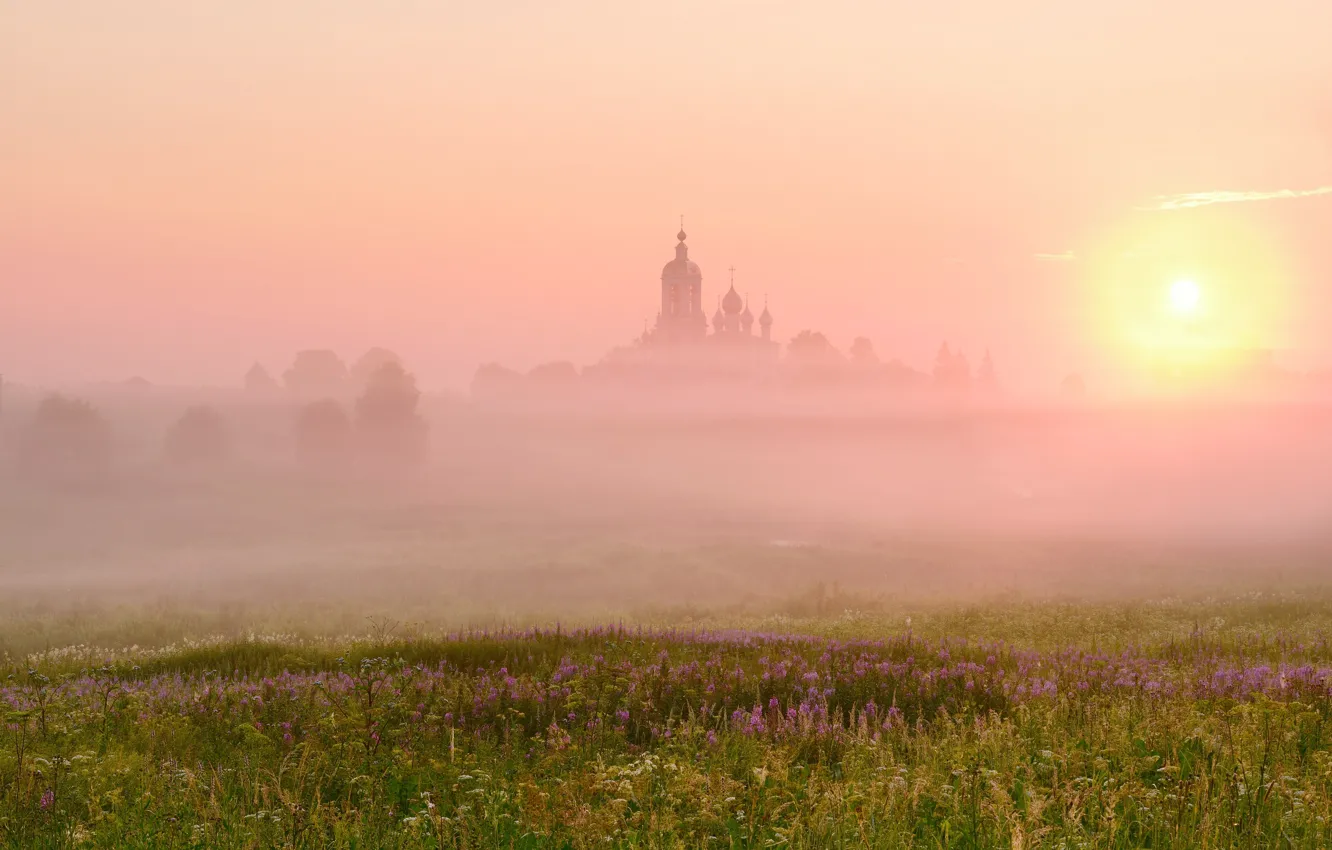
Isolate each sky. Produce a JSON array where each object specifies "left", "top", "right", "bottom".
[{"left": 3, "top": 0, "right": 1331, "bottom": 390}]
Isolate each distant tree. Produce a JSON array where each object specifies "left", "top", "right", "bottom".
[
  {"left": 933, "top": 342, "right": 971, "bottom": 389},
  {"left": 527, "top": 361, "right": 580, "bottom": 384},
  {"left": 354, "top": 361, "right": 428, "bottom": 466},
  {"left": 882, "top": 358, "right": 927, "bottom": 387},
  {"left": 471, "top": 363, "right": 524, "bottom": 397},
  {"left": 849, "top": 337, "right": 879, "bottom": 367},
  {"left": 787, "top": 331, "right": 840, "bottom": 364},
  {"left": 244, "top": 363, "right": 279, "bottom": 393},
  {"left": 350, "top": 347, "right": 403, "bottom": 389},
  {"left": 22, "top": 394, "right": 113, "bottom": 482},
  {"left": 294, "top": 398, "right": 351, "bottom": 466},
  {"left": 164, "top": 406, "right": 231, "bottom": 465},
  {"left": 283, "top": 350, "right": 349, "bottom": 398},
  {"left": 977, "top": 349, "right": 997, "bottom": 389},
  {"left": 932, "top": 342, "right": 954, "bottom": 383},
  {"left": 952, "top": 351, "right": 972, "bottom": 388}
]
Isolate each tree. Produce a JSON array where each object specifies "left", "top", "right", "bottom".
[
  {"left": 294, "top": 399, "right": 351, "bottom": 466},
  {"left": 354, "top": 361, "right": 428, "bottom": 466},
  {"left": 350, "top": 347, "right": 403, "bottom": 389},
  {"left": 283, "top": 350, "right": 349, "bottom": 398},
  {"left": 164, "top": 406, "right": 231, "bottom": 465},
  {"left": 527, "top": 361, "right": 580, "bottom": 384},
  {"left": 849, "top": 337, "right": 879, "bottom": 367},
  {"left": 952, "top": 351, "right": 973, "bottom": 389},
  {"left": 882, "top": 358, "right": 927, "bottom": 387},
  {"left": 244, "top": 363, "right": 279, "bottom": 393},
  {"left": 932, "top": 342, "right": 954, "bottom": 384},
  {"left": 471, "top": 363, "right": 524, "bottom": 398},
  {"left": 933, "top": 342, "right": 971, "bottom": 389},
  {"left": 22, "top": 395, "right": 113, "bottom": 483},
  {"left": 977, "top": 349, "right": 997, "bottom": 389},
  {"left": 787, "top": 331, "right": 840, "bottom": 364}
]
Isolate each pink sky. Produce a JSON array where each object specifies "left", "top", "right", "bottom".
[{"left": 3, "top": 1, "right": 1330, "bottom": 390}]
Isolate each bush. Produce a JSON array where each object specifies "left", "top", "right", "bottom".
[{"left": 164, "top": 406, "right": 231, "bottom": 465}]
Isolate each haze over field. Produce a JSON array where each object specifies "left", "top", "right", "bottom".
[{"left": 4, "top": 384, "right": 1332, "bottom": 645}]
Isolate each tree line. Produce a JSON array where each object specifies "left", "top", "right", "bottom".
[{"left": 10, "top": 351, "right": 428, "bottom": 488}]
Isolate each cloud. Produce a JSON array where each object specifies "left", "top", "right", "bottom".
[
  {"left": 1033, "top": 251, "right": 1076, "bottom": 262},
  {"left": 1147, "top": 186, "right": 1332, "bottom": 211}
]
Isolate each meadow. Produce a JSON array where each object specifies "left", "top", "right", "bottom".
[
  {"left": 4, "top": 397, "right": 1332, "bottom": 847},
  {"left": 5, "top": 595, "right": 1332, "bottom": 849}
]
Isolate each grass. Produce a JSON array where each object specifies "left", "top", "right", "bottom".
[{"left": 3, "top": 596, "right": 1332, "bottom": 848}]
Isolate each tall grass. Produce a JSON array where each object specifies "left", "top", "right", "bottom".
[{"left": 3, "top": 604, "right": 1332, "bottom": 848}]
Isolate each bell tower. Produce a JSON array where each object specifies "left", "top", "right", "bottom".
[{"left": 656, "top": 217, "right": 706, "bottom": 341}]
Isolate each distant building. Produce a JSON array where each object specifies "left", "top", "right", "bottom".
[
  {"left": 585, "top": 225, "right": 781, "bottom": 386},
  {"left": 640, "top": 225, "right": 778, "bottom": 356}
]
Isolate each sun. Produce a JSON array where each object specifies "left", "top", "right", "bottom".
[
  {"left": 1168, "top": 279, "right": 1201, "bottom": 315},
  {"left": 1081, "top": 212, "right": 1295, "bottom": 390}
]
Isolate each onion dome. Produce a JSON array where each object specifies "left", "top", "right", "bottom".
[
  {"left": 722, "top": 283, "right": 743, "bottom": 315},
  {"left": 740, "top": 295, "right": 755, "bottom": 331},
  {"left": 711, "top": 298, "right": 725, "bottom": 332},
  {"left": 759, "top": 299, "right": 773, "bottom": 327}
]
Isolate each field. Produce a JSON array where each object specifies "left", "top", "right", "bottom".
[
  {"left": 4, "top": 400, "right": 1332, "bottom": 847},
  {"left": 4, "top": 597, "right": 1332, "bottom": 848}
]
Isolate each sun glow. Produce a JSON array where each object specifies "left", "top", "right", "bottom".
[
  {"left": 1082, "top": 211, "right": 1293, "bottom": 389},
  {"left": 1168, "top": 279, "right": 1201, "bottom": 315}
]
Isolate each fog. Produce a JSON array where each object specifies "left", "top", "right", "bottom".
[{"left": 5, "top": 379, "right": 1332, "bottom": 645}]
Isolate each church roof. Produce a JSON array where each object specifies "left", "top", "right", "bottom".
[
  {"left": 722, "top": 284, "right": 743, "bottom": 315},
  {"left": 662, "top": 226, "right": 701, "bottom": 279},
  {"left": 662, "top": 257, "right": 701, "bottom": 278}
]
